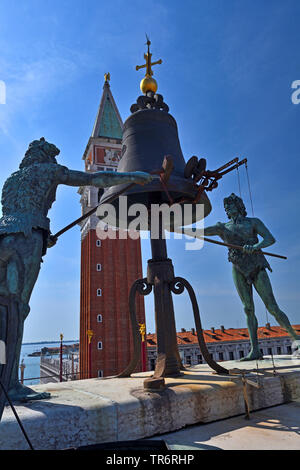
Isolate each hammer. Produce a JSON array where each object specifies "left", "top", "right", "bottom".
[
  {"left": 151, "top": 155, "right": 174, "bottom": 204},
  {"left": 53, "top": 156, "right": 174, "bottom": 240}
]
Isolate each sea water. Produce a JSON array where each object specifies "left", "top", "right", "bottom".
[{"left": 20, "top": 341, "right": 78, "bottom": 385}]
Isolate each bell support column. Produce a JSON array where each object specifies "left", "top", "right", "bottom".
[{"left": 147, "top": 236, "right": 182, "bottom": 379}]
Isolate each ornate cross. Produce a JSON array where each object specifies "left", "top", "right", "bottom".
[{"left": 136, "top": 36, "right": 162, "bottom": 77}]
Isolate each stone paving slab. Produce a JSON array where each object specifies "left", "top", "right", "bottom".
[
  {"left": 154, "top": 400, "right": 300, "bottom": 450},
  {"left": 0, "top": 356, "right": 299, "bottom": 450}
]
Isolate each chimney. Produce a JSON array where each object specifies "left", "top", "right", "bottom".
[
  {"left": 266, "top": 323, "right": 271, "bottom": 330},
  {"left": 191, "top": 328, "right": 195, "bottom": 335},
  {"left": 220, "top": 325, "right": 225, "bottom": 333},
  {"left": 181, "top": 328, "right": 186, "bottom": 332},
  {"left": 211, "top": 327, "right": 215, "bottom": 334}
]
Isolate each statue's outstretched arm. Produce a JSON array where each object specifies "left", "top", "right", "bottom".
[
  {"left": 164, "top": 222, "right": 224, "bottom": 240},
  {"left": 166, "top": 222, "right": 224, "bottom": 239},
  {"left": 173, "top": 223, "right": 224, "bottom": 239},
  {"left": 204, "top": 222, "right": 224, "bottom": 237},
  {"left": 61, "top": 168, "right": 152, "bottom": 188}
]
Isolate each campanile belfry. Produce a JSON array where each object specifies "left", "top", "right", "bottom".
[{"left": 79, "top": 74, "right": 146, "bottom": 379}]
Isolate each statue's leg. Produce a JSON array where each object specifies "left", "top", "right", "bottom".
[
  {"left": 0, "top": 261, "right": 8, "bottom": 296},
  {"left": 8, "top": 231, "right": 50, "bottom": 401},
  {"left": 8, "top": 303, "right": 30, "bottom": 400},
  {"left": 232, "top": 266, "right": 262, "bottom": 361},
  {"left": 0, "top": 236, "right": 24, "bottom": 391},
  {"left": 254, "top": 270, "right": 299, "bottom": 343},
  {"left": 0, "top": 237, "right": 18, "bottom": 297}
]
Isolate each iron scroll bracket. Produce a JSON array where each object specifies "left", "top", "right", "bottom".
[
  {"left": 116, "top": 279, "right": 152, "bottom": 378},
  {"left": 117, "top": 275, "right": 229, "bottom": 378},
  {"left": 170, "top": 277, "right": 229, "bottom": 375}
]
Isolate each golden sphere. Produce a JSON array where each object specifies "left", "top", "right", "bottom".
[{"left": 140, "top": 76, "right": 158, "bottom": 94}]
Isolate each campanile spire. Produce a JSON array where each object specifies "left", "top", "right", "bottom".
[
  {"left": 91, "top": 74, "right": 123, "bottom": 141},
  {"left": 79, "top": 75, "right": 146, "bottom": 379}
]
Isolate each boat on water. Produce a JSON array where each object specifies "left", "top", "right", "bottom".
[{"left": 28, "top": 344, "right": 79, "bottom": 357}]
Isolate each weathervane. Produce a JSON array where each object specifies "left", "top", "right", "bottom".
[{"left": 136, "top": 35, "right": 162, "bottom": 94}]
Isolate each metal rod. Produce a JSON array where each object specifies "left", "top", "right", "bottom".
[
  {"left": 180, "top": 230, "right": 287, "bottom": 260},
  {"left": 242, "top": 374, "right": 251, "bottom": 420},
  {"left": 205, "top": 159, "right": 247, "bottom": 179},
  {"left": 53, "top": 173, "right": 162, "bottom": 240},
  {"left": 53, "top": 182, "right": 136, "bottom": 239},
  {"left": 200, "top": 236, "right": 287, "bottom": 260},
  {"left": 22, "top": 372, "right": 79, "bottom": 381},
  {"left": 54, "top": 206, "right": 97, "bottom": 238},
  {"left": 0, "top": 377, "right": 34, "bottom": 450},
  {"left": 217, "top": 158, "right": 247, "bottom": 177},
  {"left": 59, "top": 337, "right": 63, "bottom": 382},
  {"left": 214, "top": 157, "right": 239, "bottom": 173}
]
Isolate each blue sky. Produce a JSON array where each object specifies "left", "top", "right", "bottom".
[{"left": 0, "top": 0, "right": 299, "bottom": 342}]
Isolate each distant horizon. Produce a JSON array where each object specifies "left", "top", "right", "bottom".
[
  {"left": 22, "top": 339, "right": 79, "bottom": 346},
  {"left": 22, "top": 320, "right": 300, "bottom": 345}
]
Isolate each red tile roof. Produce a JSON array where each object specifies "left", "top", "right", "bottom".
[{"left": 145, "top": 325, "right": 300, "bottom": 347}]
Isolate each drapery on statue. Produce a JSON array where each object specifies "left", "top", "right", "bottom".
[
  {"left": 0, "top": 137, "right": 152, "bottom": 401},
  {"left": 203, "top": 193, "right": 299, "bottom": 361}
]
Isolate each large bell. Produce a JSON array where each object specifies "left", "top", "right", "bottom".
[{"left": 99, "top": 92, "right": 212, "bottom": 229}]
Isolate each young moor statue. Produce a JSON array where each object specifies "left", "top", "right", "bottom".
[{"left": 203, "top": 193, "right": 299, "bottom": 361}]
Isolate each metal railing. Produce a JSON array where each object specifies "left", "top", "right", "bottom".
[
  {"left": 21, "top": 371, "right": 80, "bottom": 382},
  {"left": 20, "top": 354, "right": 80, "bottom": 384}
]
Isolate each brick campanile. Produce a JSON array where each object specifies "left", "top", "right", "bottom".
[{"left": 79, "top": 76, "right": 146, "bottom": 379}]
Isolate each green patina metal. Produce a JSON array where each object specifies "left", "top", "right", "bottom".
[
  {"left": 0, "top": 137, "right": 151, "bottom": 402},
  {"left": 98, "top": 95, "right": 123, "bottom": 140},
  {"left": 204, "top": 193, "right": 299, "bottom": 361}
]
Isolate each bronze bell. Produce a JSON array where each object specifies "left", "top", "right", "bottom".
[{"left": 99, "top": 91, "right": 211, "bottom": 229}]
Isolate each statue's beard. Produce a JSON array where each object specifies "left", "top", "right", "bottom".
[
  {"left": 225, "top": 208, "right": 240, "bottom": 220},
  {"left": 49, "top": 155, "right": 58, "bottom": 164},
  {"left": 19, "top": 150, "right": 59, "bottom": 169},
  {"left": 39, "top": 147, "right": 59, "bottom": 164},
  {"left": 224, "top": 207, "right": 231, "bottom": 219}
]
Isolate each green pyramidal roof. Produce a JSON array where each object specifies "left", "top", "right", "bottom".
[
  {"left": 98, "top": 95, "right": 123, "bottom": 139},
  {"left": 92, "top": 82, "right": 123, "bottom": 140}
]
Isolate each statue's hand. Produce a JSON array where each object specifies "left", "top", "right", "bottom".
[
  {"left": 47, "top": 234, "right": 58, "bottom": 248},
  {"left": 243, "top": 244, "right": 258, "bottom": 254},
  {"left": 130, "top": 171, "right": 153, "bottom": 186}
]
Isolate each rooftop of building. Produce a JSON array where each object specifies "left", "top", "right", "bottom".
[{"left": 145, "top": 324, "right": 300, "bottom": 347}]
